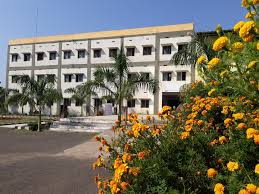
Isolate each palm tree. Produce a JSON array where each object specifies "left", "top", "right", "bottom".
[
  {"left": 8, "top": 75, "right": 62, "bottom": 131},
  {"left": 86, "top": 47, "right": 158, "bottom": 124},
  {"left": 171, "top": 33, "right": 217, "bottom": 81},
  {"left": 65, "top": 84, "right": 96, "bottom": 116},
  {"left": 0, "top": 86, "right": 8, "bottom": 114}
]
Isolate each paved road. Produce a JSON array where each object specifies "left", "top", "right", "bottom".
[{"left": 0, "top": 128, "right": 107, "bottom": 194}]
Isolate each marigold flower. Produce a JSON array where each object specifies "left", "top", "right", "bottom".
[
  {"left": 255, "top": 164, "right": 259, "bottom": 174},
  {"left": 257, "top": 42, "right": 259, "bottom": 50},
  {"left": 95, "top": 136, "right": 101, "bottom": 141},
  {"left": 208, "top": 88, "right": 216, "bottom": 96},
  {"left": 220, "top": 70, "right": 228, "bottom": 78},
  {"left": 129, "top": 167, "right": 140, "bottom": 176},
  {"left": 138, "top": 151, "right": 146, "bottom": 160},
  {"left": 227, "top": 161, "right": 239, "bottom": 171},
  {"left": 246, "top": 11, "right": 256, "bottom": 19},
  {"left": 114, "top": 163, "right": 128, "bottom": 182},
  {"left": 209, "top": 139, "right": 219, "bottom": 146},
  {"left": 197, "top": 55, "right": 207, "bottom": 64},
  {"left": 254, "top": 118, "right": 259, "bottom": 125},
  {"left": 242, "top": 0, "right": 249, "bottom": 7},
  {"left": 208, "top": 58, "right": 220, "bottom": 69},
  {"left": 238, "top": 189, "right": 250, "bottom": 194},
  {"left": 231, "top": 42, "right": 244, "bottom": 52},
  {"left": 207, "top": 168, "right": 218, "bottom": 178},
  {"left": 185, "top": 125, "right": 192, "bottom": 132},
  {"left": 252, "top": 0, "right": 259, "bottom": 4},
  {"left": 254, "top": 135, "right": 259, "bottom": 145},
  {"left": 219, "top": 136, "right": 228, "bottom": 144},
  {"left": 239, "top": 21, "right": 256, "bottom": 38},
  {"left": 201, "top": 110, "right": 207, "bottom": 116},
  {"left": 114, "top": 157, "right": 123, "bottom": 169},
  {"left": 213, "top": 36, "right": 229, "bottom": 51},
  {"left": 256, "top": 188, "right": 259, "bottom": 194},
  {"left": 180, "top": 132, "right": 190, "bottom": 140},
  {"left": 120, "top": 182, "right": 129, "bottom": 191},
  {"left": 97, "top": 181, "right": 102, "bottom": 189},
  {"left": 101, "top": 139, "right": 109, "bottom": 146},
  {"left": 152, "top": 128, "right": 161, "bottom": 137},
  {"left": 243, "top": 34, "right": 256, "bottom": 42},
  {"left": 197, "top": 120, "right": 203, "bottom": 126},
  {"left": 122, "top": 153, "right": 133, "bottom": 162},
  {"left": 205, "top": 104, "right": 212, "bottom": 111},
  {"left": 237, "top": 123, "right": 247, "bottom": 130},
  {"left": 248, "top": 61, "right": 257, "bottom": 69},
  {"left": 110, "top": 180, "right": 120, "bottom": 194},
  {"left": 214, "top": 183, "right": 224, "bottom": 194},
  {"left": 232, "top": 113, "right": 244, "bottom": 120},
  {"left": 246, "top": 128, "right": 259, "bottom": 139},
  {"left": 246, "top": 184, "right": 257, "bottom": 193},
  {"left": 234, "top": 21, "right": 245, "bottom": 32}
]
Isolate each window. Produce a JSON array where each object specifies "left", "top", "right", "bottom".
[
  {"left": 127, "top": 99, "right": 135, "bottom": 108},
  {"left": 49, "top": 52, "right": 57, "bottom": 60},
  {"left": 93, "top": 49, "right": 101, "bottom": 58},
  {"left": 128, "top": 73, "right": 138, "bottom": 80},
  {"left": 37, "top": 52, "right": 44, "bottom": 61},
  {"left": 126, "top": 47, "right": 135, "bottom": 56},
  {"left": 37, "top": 75, "right": 44, "bottom": 81},
  {"left": 178, "top": 44, "right": 188, "bottom": 51},
  {"left": 162, "top": 45, "right": 172, "bottom": 55},
  {"left": 78, "top": 50, "right": 85, "bottom": 58},
  {"left": 11, "top": 75, "right": 19, "bottom": 83},
  {"left": 64, "top": 98, "right": 71, "bottom": 106},
  {"left": 64, "top": 74, "right": 73, "bottom": 82},
  {"left": 141, "top": 99, "right": 149, "bottom": 108},
  {"left": 47, "top": 74, "right": 55, "bottom": 83},
  {"left": 162, "top": 72, "right": 172, "bottom": 81},
  {"left": 24, "top": 53, "right": 31, "bottom": 61},
  {"left": 107, "top": 99, "right": 115, "bottom": 106},
  {"left": 177, "top": 71, "right": 186, "bottom": 81},
  {"left": 76, "top": 74, "right": 84, "bottom": 82},
  {"left": 143, "top": 46, "right": 152, "bottom": 55},
  {"left": 141, "top": 73, "right": 150, "bottom": 81},
  {"left": 94, "top": 98, "right": 102, "bottom": 107},
  {"left": 11, "top": 54, "right": 18, "bottom": 62},
  {"left": 109, "top": 48, "right": 118, "bottom": 58},
  {"left": 75, "top": 99, "right": 82, "bottom": 106},
  {"left": 64, "top": 50, "right": 71, "bottom": 59}
]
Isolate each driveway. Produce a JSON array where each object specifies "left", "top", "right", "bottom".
[{"left": 0, "top": 128, "right": 107, "bottom": 194}]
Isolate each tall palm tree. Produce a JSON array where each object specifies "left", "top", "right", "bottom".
[
  {"left": 171, "top": 33, "right": 217, "bottom": 81},
  {"left": 86, "top": 47, "right": 158, "bottom": 124},
  {"left": 0, "top": 86, "right": 8, "bottom": 114},
  {"left": 8, "top": 75, "right": 62, "bottom": 131},
  {"left": 65, "top": 84, "right": 96, "bottom": 116}
]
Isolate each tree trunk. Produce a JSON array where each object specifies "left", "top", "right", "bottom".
[
  {"left": 49, "top": 105, "right": 52, "bottom": 117},
  {"left": 22, "top": 106, "right": 24, "bottom": 115},
  {"left": 81, "top": 105, "right": 83, "bottom": 117},
  {"left": 38, "top": 107, "right": 42, "bottom": 132}
]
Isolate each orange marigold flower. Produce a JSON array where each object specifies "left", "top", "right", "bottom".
[
  {"left": 246, "top": 184, "right": 257, "bottom": 193},
  {"left": 120, "top": 182, "right": 129, "bottom": 191},
  {"left": 242, "top": 0, "right": 249, "bottom": 6},
  {"left": 237, "top": 123, "right": 247, "bottom": 130},
  {"left": 238, "top": 189, "right": 250, "bottom": 194},
  {"left": 227, "top": 161, "right": 239, "bottom": 171},
  {"left": 214, "top": 183, "right": 224, "bottom": 194},
  {"left": 246, "top": 128, "right": 259, "bottom": 139},
  {"left": 97, "top": 181, "right": 102, "bottom": 189},
  {"left": 185, "top": 125, "right": 192, "bottom": 132},
  {"left": 209, "top": 139, "right": 219, "bottom": 146},
  {"left": 224, "top": 118, "right": 232, "bottom": 127},
  {"left": 129, "top": 167, "right": 140, "bottom": 176},
  {"left": 138, "top": 151, "right": 146, "bottom": 160},
  {"left": 232, "top": 113, "right": 244, "bottom": 120},
  {"left": 110, "top": 180, "right": 120, "bottom": 194},
  {"left": 254, "top": 135, "right": 259, "bottom": 145},
  {"left": 255, "top": 164, "right": 259, "bottom": 174},
  {"left": 202, "top": 110, "right": 207, "bottom": 116},
  {"left": 101, "top": 139, "right": 109, "bottom": 146},
  {"left": 122, "top": 153, "right": 133, "bottom": 163},
  {"left": 197, "top": 120, "right": 203, "bottom": 126},
  {"left": 114, "top": 157, "right": 123, "bottom": 169},
  {"left": 205, "top": 104, "right": 212, "bottom": 110},
  {"left": 95, "top": 136, "right": 101, "bottom": 141},
  {"left": 207, "top": 168, "right": 218, "bottom": 178},
  {"left": 254, "top": 118, "right": 259, "bottom": 125},
  {"left": 219, "top": 136, "right": 228, "bottom": 144},
  {"left": 180, "top": 132, "right": 190, "bottom": 140}
]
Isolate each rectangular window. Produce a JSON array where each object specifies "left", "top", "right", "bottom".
[
  {"left": 47, "top": 74, "right": 55, "bottom": 83},
  {"left": 64, "top": 98, "right": 71, "bottom": 106},
  {"left": 24, "top": 53, "right": 31, "bottom": 61},
  {"left": 49, "top": 52, "right": 57, "bottom": 60},
  {"left": 37, "top": 52, "right": 44, "bottom": 61},
  {"left": 162, "top": 72, "right": 172, "bottom": 81},
  {"left": 162, "top": 45, "right": 172, "bottom": 55},
  {"left": 64, "top": 74, "right": 73, "bottom": 82},
  {"left": 143, "top": 46, "right": 152, "bottom": 55},
  {"left": 94, "top": 98, "right": 102, "bottom": 107},
  {"left": 141, "top": 73, "right": 150, "bottom": 81},
  {"left": 178, "top": 44, "right": 188, "bottom": 51},
  {"left": 11, "top": 54, "right": 18, "bottom": 62},
  {"left": 93, "top": 49, "right": 101, "bottom": 58},
  {"left": 177, "top": 71, "right": 186, "bottom": 81},
  {"left": 75, "top": 99, "right": 82, "bottom": 107},
  {"left": 109, "top": 48, "right": 118, "bottom": 58},
  {"left": 78, "top": 50, "right": 85, "bottom": 58},
  {"left": 127, "top": 99, "right": 135, "bottom": 108},
  {"left": 11, "top": 75, "right": 19, "bottom": 83},
  {"left": 76, "top": 74, "right": 84, "bottom": 82},
  {"left": 128, "top": 73, "right": 138, "bottom": 80},
  {"left": 64, "top": 51, "right": 71, "bottom": 59},
  {"left": 141, "top": 99, "right": 149, "bottom": 108},
  {"left": 126, "top": 47, "right": 135, "bottom": 56},
  {"left": 37, "top": 75, "right": 45, "bottom": 81}
]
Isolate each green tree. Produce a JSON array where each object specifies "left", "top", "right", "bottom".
[
  {"left": 86, "top": 47, "right": 158, "bottom": 124},
  {"left": 0, "top": 86, "right": 8, "bottom": 113},
  {"left": 8, "top": 75, "right": 62, "bottom": 131}
]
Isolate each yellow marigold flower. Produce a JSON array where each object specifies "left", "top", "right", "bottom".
[
  {"left": 197, "top": 120, "right": 203, "bottom": 126},
  {"left": 220, "top": 70, "right": 228, "bottom": 78},
  {"left": 245, "top": 11, "right": 256, "bottom": 19},
  {"left": 257, "top": 42, "right": 259, "bottom": 50},
  {"left": 129, "top": 167, "right": 140, "bottom": 176},
  {"left": 120, "top": 182, "right": 129, "bottom": 191},
  {"left": 208, "top": 58, "right": 220, "bottom": 70},
  {"left": 232, "top": 113, "right": 244, "bottom": 120},
  {"left": 231, "top": 42, "right": 244, "bottom": 52},
  {"left": 114, "top": 163, "right": 128, "bottom": 182},
  {"left": 185, "top": 125, "right": 192, "bottom": 132},
  {"left": 246, "top": 184, "right": 257, "bottom": 193},
  {"left": 234, "top": 21, "right": 245, "bottom": 32},
  {"left": 114, "top": 157, "right": 123, "bottom": 169},
  {"left": 254, "top": 118, "right": 259, "bottom": 125},
  {"left": 213, "top": 36, "right": 229, "bottom": 51},
  {"left": 246, "top": 128, "right": 259, "bottom": 139},
  {"left": 238, "top": 189, "right": 250, "bottom": 194},
  {"left": 221, "top": 106, "right": 229, "bottom": 115},
  {"left": 197, "top": 55, "right": 207, "bottom": 64},
  {"left": 239, "top": 21, "right": 256, "bottom": 38},
  {"left": 205, "top": 104, "right": 212, "bottom": 111},
  {"left": 180, "top": 132, "right": 190, "bottom": 140},
  {"left": 255, "top": 164, "right": 259, "bottom": 174},
  {"left": 219, "top": 136, "right": 228, "bottom": 144},
  {"left": 256, "top": 188, "right": 259, "bottom": 194},
  {"left": 208, "top": 88, "right": 216, "bottom": 96},
  {"left": 207, "top": 168, "right": 218, "bottom": 178},
  {"left": 152, "top": 128, "right": 161, "bottom": 137},
  {"left": 202, "top": 110, "right": 207, "bottom": 116},
  {"left": 242, "top": 0, "right": 249, "bottom": 7},
  {"left": 237, "top": 123, "right": 247, "bottom": 130},
  {"left": 252, "top": 0, "right": 259, "bottom": 4},
  {"left": 254, "top": 135, "right": 259, "bottom": 145},
  {"left": 214, "top": 183, "right": 224, "bottom": 194},
  {"left": 110, "top": 180, "right": 120, "bottom": 194},
  {"left": 227, "top": 161, "right": 239, "bottom": 171},
  {"left": 248, "top": 61, "right": 257, "bottom": 69}
]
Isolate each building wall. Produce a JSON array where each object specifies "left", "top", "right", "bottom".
[
  {"left": 35, "top": 43, "right": 59, "bottom": 66},
  {"left": 9, "top": 45, "right": 32, "bottom": 67}
]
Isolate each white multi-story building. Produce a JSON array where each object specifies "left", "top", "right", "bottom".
[{"left": 6, "top": 23, "right": 194, "bottom": 116}]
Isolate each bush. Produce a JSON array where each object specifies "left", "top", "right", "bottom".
[{"left": 93, "top": 1, "right": 259, "bottom": 193}]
